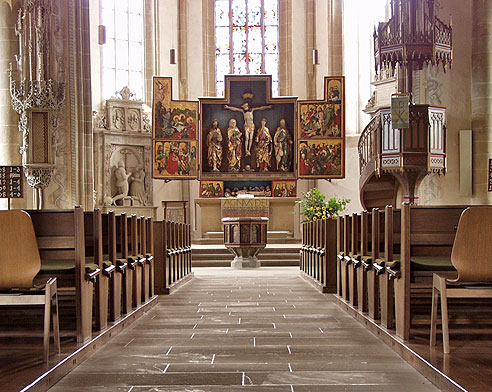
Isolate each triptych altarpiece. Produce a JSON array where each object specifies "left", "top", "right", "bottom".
[{"left": 152, "top": 75, "right": 345, "bottom": 182}]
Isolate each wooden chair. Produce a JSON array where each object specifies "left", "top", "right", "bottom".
[
  {"left": 0, "top": 210, "right": 60, "bottom": 362},
  {"left": 394, "top": 204, "right": 465, "bottom": 340},
  {"left": 430, "top": 206, "right": 492, "bottom": 354}
]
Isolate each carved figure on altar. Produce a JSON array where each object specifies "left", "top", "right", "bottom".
[
  {"left": 227, "top": 118, "right": 242, "bottom": 172},
  {"left": 112, "top": 161, "right": 131, "bottom": 204},
  {"left": 255, "top": 118, "right": 272, "bottom": 172},
  {"left": 273, "top": 119, "right": 293, "bottom": 172},
  {"left": 206, "top": 119, "right": 223, "bottom": 171},
  {"left": 129, "top": 165, "right": 146, "bottom": 205},
  {"left": 224, "top": 90, "right": 272, "bottom": 157}
]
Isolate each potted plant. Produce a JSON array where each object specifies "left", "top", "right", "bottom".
[{"left": 296, "top": 187, "right": 350, "bottom": 223}]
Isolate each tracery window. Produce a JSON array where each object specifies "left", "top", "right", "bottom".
[
  {"left": 100, "top": 0, "right": 145, "bottom": 100},
  {"left": 215, "top": 0, "right": 279, "bottom": 97}
]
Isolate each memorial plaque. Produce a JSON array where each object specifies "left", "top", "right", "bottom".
[{"left": 0, "top": 166, "right": 23, "bottom": 198}]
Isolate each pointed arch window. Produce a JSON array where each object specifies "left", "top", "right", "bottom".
[{"left": 215, "top": 0, "right": 279, "bottom": 97}]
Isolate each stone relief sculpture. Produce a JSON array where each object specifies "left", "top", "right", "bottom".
[
  {"left": 112, "top": 161, "right": 131, "bottom": 205},
  {"left": 255, "top": 118, "right": 272, "bottom": 172},
  {"left": 273, "top": 119, "right": 293, "bottom": 172},
  {"left": 227, "top": 118, "right": 242, "bottom": 172},
  {"left": 129, "top": 165, "right": 146, "bottom": 205},
  {"left": 206, "top": 119, "right": 223, "bottom": 171}
]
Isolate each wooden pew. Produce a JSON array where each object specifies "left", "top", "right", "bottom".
[
  {"left": 128, "top": 215, "right": 144, "bottom": 308},
  {"left": 84, "top": 209, "right": 113, "bottom": 331},
  {"left": 362, "top": 208, "right": 380, "bottom": 320},
  {"left": 28, "top": 207, "right": 100, "bottom": 343},
  {"left": 391, "top": 204, "right": 465, "bottom": 340},
  {"left": 105, "top": 211, "right": 123, "bottom": 321},
  {"left": 336, "top": 216, "right": 344, "bottom": 296},
  {"left": 348, "top": 213, "right": 360, "bottom": 307},
  {"left": 139, "top": 216, "right": 149, "bottom": 303},
  {"left": 145, "top": 217, "right": 155, "bottom": 298},
  {"left": 356, "top": 210, "right": 369, "bottom": 313},
  {"left": 116, "top": 213, "right": 132, "bottom": 314},
  {"left": 371, "top": 206, "right": 395, "bottom": 329},
  {"left": 430, "top": 206, "right": 492, "bottom": 353}
]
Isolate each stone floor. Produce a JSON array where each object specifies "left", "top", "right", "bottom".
[{"left": 48, "top": 267, "right": 439, "bottom": 392}]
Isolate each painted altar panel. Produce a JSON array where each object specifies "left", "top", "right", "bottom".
[
  {"left": 200, "top": 75, "right": 297, "bottom": 180},
  {"left": 152, "top": 77, "right": 199, "bottom": 179},
  {"left": 297, "top": 77, "right": 345, "bottom": 179}
]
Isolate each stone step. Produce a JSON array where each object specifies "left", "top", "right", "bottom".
[{"left": 192, "top": 259, "right": 300, "bottom": 267}]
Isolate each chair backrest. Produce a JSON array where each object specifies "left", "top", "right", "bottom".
[
  {"left": 0, "top": 210, "right": 41, "bottom": 288},
  {"left": 452, "top": 206, "right": 492, "bottom": 282}
]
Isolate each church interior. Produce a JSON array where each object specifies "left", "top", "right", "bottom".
[{"left": 1, "top": 0, "right": 492, "bottom": 391}]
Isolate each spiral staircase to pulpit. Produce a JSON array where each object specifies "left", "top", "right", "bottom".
[{"left": 359, "top": 0, "right": 452, "bottom": 209}]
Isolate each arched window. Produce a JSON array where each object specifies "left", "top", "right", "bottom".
[
  {"left": 100, "top": 0, "right": 145, "bottom": 100},
  {"left": 215, "top": 0, "right": 279, "bottom": 97}
]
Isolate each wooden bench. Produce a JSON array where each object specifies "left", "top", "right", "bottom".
[
  {"left": 430, "top": 206, "right": 492, "bottom": 353},
  {"left": 0, "top": 210, "right": 60, "bottom": 362},
  {"left": 103, "top": 211, "right": 123, "bottom": 322},
  {"left": 128, "top": 214, "right": 144, "bottom": 308},
  {"left": 27, "top": 207, "right": 100, "bottom": 343},
  {"left": 390, "top": 204, "right": 466, "bottom": 339},
  {"left": 116, "top": 213, "right": 132, "bottom": 314}
]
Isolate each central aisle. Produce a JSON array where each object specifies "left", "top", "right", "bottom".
[{"left": 49, "top": 267, "right": 438, "bottom": 391}]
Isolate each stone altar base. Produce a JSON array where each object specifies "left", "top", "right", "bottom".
[{"left": 231, "top": 256, "right": 261, "bottom": 269}]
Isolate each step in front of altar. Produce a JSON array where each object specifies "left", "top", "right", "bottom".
[{"left": 192, "top": 244, "right": 300, "bottom": 267}]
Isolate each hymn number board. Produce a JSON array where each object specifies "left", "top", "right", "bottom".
[{"left": 0, "top": 166, "right": 23, "bottom": 199}]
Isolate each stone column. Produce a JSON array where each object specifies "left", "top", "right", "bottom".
[
  {"left": 178, "top": 0, "right": 188, "bottom": 100},
  {"left": 0, "top": 1, "right": 20, "bottom": 210},
  {"left": 471, "top": 0, "right": 492, "bottom": 203},
  {"left": 305, "top": 0, "right": 316, "bottom": 99},
  {"left": 279, "top": 0, "right": 292, "bottom": 96},
  {"left": 202, "top": 0, "right": 215, "bottom": 97},
  {"left": 327, "top": 0, "right": 343, "bottom": 75}
]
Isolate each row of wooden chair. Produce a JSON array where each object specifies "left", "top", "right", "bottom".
[
  {"left": 153, "top": 220, "right": 192, "bottom": 294},
  {"left": 300, "top": 218, "right": 337, "bottom": 292},
  {"left": 336, "top": 204, "right": 492, "bottom": 352}
]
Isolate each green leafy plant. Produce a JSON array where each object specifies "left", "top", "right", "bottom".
[{"left": 296, "top": 187, "right": 350, "bottom": 223}]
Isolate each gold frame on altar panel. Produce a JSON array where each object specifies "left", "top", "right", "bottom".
[
  {"left": 297, "top": 76, "right": 345, "bottom": 179},
  {"left": 199, "top": 74, "right": 298, "bottom": 181},
  {"left": 152, "top": 76, "right": 199, "bottom": 180}
]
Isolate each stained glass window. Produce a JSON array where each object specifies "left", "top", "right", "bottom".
[
  {"left": 101, "top": 0, "right": 145, "bottom": 100},
  {"left": 215, "top": 0, "right": 279, "bottom": 97}
]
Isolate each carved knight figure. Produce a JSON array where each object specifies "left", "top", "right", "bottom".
[{"left": 206, "top": 119, "right": 223, "bottom": 171}]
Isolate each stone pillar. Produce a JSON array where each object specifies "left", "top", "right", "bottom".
[
  {"left": 305, "top": 0, "right": 316, "bottom": 99},
  {"left": 178, "top": 0, "right": 188, "bottom": 100},
  {"left": 202, "top": 0, "right": 215, "bottom": 97},
  {"left": 327, "top": 0, "right": 343, "bottom": 75},
  {"left": 0, "top": 1, "right": 20, "bottom": 210},
  {"left": 471, "top": 0, "right": 492, "bottom": 203},
  {"left": 279, "top": 0, "right": 292, "bottom": 96}
]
